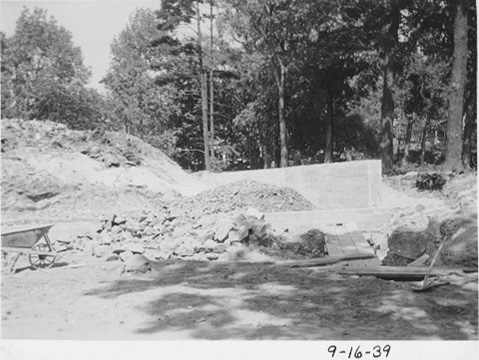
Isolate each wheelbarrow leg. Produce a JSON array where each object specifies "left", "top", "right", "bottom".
[
  {"left": 9, "top": 253, "right": 22, "bottom": 273},
  {"left": 44, "top": 234, "right": 55, "bottom": 251}
]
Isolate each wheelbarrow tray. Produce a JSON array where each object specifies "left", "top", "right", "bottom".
[
  {"left": 1, "top": 224, "right": 54, "bottom": 248},
  {"left": 1, "top": 224, "right": 56, "bottom": 271}
]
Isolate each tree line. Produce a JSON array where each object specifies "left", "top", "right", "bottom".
[{"left": 1, "top": 1, "right": 476, "bottom": 173}]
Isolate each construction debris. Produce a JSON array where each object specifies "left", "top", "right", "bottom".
[
  {"left": 72, "top": 199, "right": 321, "bottom": 264},
  {"left": 337, "top": 266, "right": 460, "bottom": 281},
  {"left": 277, "top": 253, "right": 376, "bottom": 268}
]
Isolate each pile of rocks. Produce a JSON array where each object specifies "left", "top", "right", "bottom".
[
  {"left": 72, "top": 207, "right": 276, "bottom": 265},
  {"left": 382, "top": 213, "right": 478, "bottom": 268},
  {"left": 1, "top": 119, "right": 142, "bottom": 169},
  {"left": 71, "top": 180, "right": 320, "bottom": 268},
  {"left": 416, "top": 172, "right": 447, "bottom": 191},
  {"left": 173, "top": 179, "right": 316, "bottom": 214}
]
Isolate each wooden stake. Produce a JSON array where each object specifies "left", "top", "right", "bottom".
[
  {"left": 277, "top": 253, "right": 376, "bottom": 268},
  {"left": 420, "top": 234, "right": 448, "bottom": 288}
]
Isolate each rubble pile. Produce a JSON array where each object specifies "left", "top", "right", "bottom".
[
  {"left": 173, "top": 179, "right": 316, "bottom": 214},
  {"left": 72, "top": 208, "right": 272, "bottom": 266},
  {"left": 416, "top": 172, "right": 447, "bottom": 191},
  {"left": 71, "top": 180, "right": 318, "bottom": 267},
  {"left": 1, "top": 119, "right": 144, "bottom": 168},
  {"left": 1, "top": 118, "right": 208, "bottom": 220}
]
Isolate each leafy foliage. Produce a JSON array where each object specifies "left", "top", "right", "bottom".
[
  {"left": 2, "top": 1, "right": 475, "bottom": 172},
  {"left": 1, "top": 7, "right": 102, "bottom": 129},
  {"left": 102, "top": 9, "right": 173, "bottom": 137}
]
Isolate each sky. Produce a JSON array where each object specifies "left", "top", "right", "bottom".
[{"left": 1, "top": 0, "right": 161, "bottom": 92}]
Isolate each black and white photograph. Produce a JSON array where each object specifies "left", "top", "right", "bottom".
[{"left": 0, "top": 0, "right": 477, "bottom": 356}]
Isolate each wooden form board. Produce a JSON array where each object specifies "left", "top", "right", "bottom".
[
  {"left": 323, "top": 222, "right": 381, "bottom": 268},
  {"left": 336, "top": 266, "right": 460, "bottom": 281}
]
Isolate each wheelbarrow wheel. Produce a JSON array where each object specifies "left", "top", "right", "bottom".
[{"left": 29, "top": 243, "right": 56, "bottom": 269}]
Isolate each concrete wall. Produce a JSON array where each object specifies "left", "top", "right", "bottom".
[
  {"left": 265, "top": 208, "right": 392, "bottom": 233},
  {"left": 203, "top": 160, "right": 382, "bottom": 210}
]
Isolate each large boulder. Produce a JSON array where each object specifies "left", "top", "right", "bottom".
[
  {"left": 102, "top": 153, "right": 121, "bottom": 167},
  {"left": 174, "top": 243, "right": 196, "bottom": 257},
  {"left": 441, "top": 225, "right": 478, "bottom": 267},
  {"left": 199, "top": 239, "right": 217, "bottom": 252},
  {"left": 154, "top": 250, "right": 171, "bottom": 260},
  {"left": 438, "top": 213, "right": 478, "bottom": 268},
  {"left": 213, "top": 216, "right": 235, "bottom": 242},
  {"left": 126, "top": 243, "right": 145, "bottom": 254},
  {"left": 158, "top": 237, "right": 183, "bottom": 254},
  {"left": 387, "top": 228, "right": 428, "bottom": 260},
  {"left": 228, "top": 224, "right": 250, "bottom": 242},
  {"left": 296, "top": 229, "right": 326, "bottom": 258},
  {"left": 123, "top": 254, "right": 151, "bottom": 273}
]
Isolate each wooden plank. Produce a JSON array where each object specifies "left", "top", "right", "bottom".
[
  {"left": 337, "top": 266, "right": 459, "bottom": 281},
  {"left": 344, "top": 222, "right": 380, "bottom": 268},
  {"left": 407, "top": 254, "right": 429, "bottom": 267},
  {"left": 335, "top": 225, "right": 357, "bottom": 252},
  {"left": 276, "top": 253, "right": 377, "bottom": 268},
  {"left": 323, "top": 225, "right": 344, "bottom": 257},
  {"left": 412, "top": 281, "right": 450, "bottom": 292},
  {"left": 287, "top": 223, "right": 381, "bottom": 270},
  {"left": 344, "top": 223, "right": 375, "bottom": 254}
]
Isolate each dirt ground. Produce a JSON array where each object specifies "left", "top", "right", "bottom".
[
  {"left": 1, "top": 176, "right": 478, "bottom": 341},
  {"left": 1, "top": 227, "right": 477, "bottom": 341}
]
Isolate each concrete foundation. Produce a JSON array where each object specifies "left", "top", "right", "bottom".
[{"left": 265, "top": 208, "right": 393, "bottom": 234}]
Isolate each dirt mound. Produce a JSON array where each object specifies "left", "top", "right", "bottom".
[
  {"left": 442, "top": 172, "right": 477, "bottom": 211},
  {"left": 173, "top": 179, "right": 316, "bottom": 214},
  {"left": 384, "top": 171, "right": 476, "bottom": 209},
  {"left": 1, "top": 119, "right": 208, "bottom": 222}
]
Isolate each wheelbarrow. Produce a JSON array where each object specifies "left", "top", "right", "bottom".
[{"left": 1, "top": 224, "right": 57, "bottom": 272}]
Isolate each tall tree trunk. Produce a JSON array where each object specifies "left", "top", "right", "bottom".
[
  {"left": 271, "top": 57, "right": 288, "bottom": 168},
  {"left": 197, "top": 2, "right": 210, "bottom": 171},
  {"left": 201, "top": 72, "right": 210, "bottom": 170},
  {"left": 445, "top": 0, "right": 468, "bottom": 172},
  {"left": 380, "top": 60, "right": 395, "bottom": 172},
  {"left": 209, "top": 0, "right": 215, "bottom": 166},
  {"left": 262, "top": 144, "right": 269, "bottom": 169},
  {"left": 325, "top": 88, "right": 334, "bottom": 163},
  {"left": 209, "top": 71, "right": 214, "bottom": 164},
  {"left": 462, "top": 65, "right": 476, "bottom": 169},
  {"left": 380, "top": 2, "right": 400, "bottom": 173},
  {"left": 402, "top": 115, "right": 414, "bottom": 165},
  {"left": 419, "top": 116, "right": 430, "bottom": 166}
]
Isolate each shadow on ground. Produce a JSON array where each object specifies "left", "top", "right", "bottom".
[{"left": 84, "top": 260, "right": 478, "bottom": 340}]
